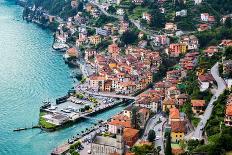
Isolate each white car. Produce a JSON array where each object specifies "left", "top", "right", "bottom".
[{"left": 87, "top": 150, "right": 91, "bottom": 154}]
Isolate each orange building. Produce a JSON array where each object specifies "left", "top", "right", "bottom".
[{"left": 123, "top": 128, "right": 139, "bottom": 147}]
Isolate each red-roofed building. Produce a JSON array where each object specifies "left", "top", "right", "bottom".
[
  {"left": 123, "top": 128, "right": 139, "bottom": 147},
  {"left": 198, "top": 24, "right": 210, "bottom": 31},
  {"left": 220, "top": 40, "right": 232, "bottom": 47},
  {"left": 204, "top": 46, "right": 219, "bottom": 57},
  {"left": 198, "top": 73, "right": 214, "bottom": 91},
  {"left": 108, "top": 114, "right": 132, "bottom": 134},
  {"left": 171, "top": 121, "right": 186, "bottom": 142},
  {"left": 225, "top": 103, "right": 232, "bottom": 127},
  {"left": 191, "top": 100, "right": 206, "bottom": 114},
  {"left": 169, "top": 107, "right": 180, "bottom": 123}
]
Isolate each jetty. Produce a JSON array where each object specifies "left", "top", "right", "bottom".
[{"left": 13, "top": 125, "right": 40, "bottom": 132}]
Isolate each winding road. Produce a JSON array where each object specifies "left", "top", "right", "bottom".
[{"left": 192, "top": 62, "right": 226, "bottom": 140}]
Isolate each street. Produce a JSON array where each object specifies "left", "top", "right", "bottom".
[
  {"left": 192, "top": 63, "right": 226, "bottom": 140},
  {"left": 141, "top": 113, "right": 166, "bottom": 155}
]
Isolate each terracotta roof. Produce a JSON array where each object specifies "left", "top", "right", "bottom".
[
  {"left": 177, "top": 94, "right": 189, "bottom": 99},
  {"left": 169, "top": 107, "right": 180, "bottom": 119},
  {"left": 108, "top": 114, "right": 132, "bottom": 127},
  {"left": 123, "top": 128, "right": 139, "bottom": 138},
  {"left": 125, "top": 152, "right": 135, "bottom": 155},
  {"left": 226, "top": 104, "right": 232, "bottom": 116},
  {"left": 171, "top": 121, "right": 186, "bottom": 132},
  {"left": 198, "top": 73, "right": 214, "bottom": 82},
  {"left": 66, "top": 47, "right": 78, "bottom": 57},
  {"left": 191, "top": 100, "right": 205, "bottom": 107},
  {"left": 163, "top": 98, "right": 176, "bottom": 105}
]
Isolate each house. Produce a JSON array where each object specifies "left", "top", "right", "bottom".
[
  {"left": 86, "top": 3, "right": 94, "bottom": 12},
  {"left": 65, "top": 47, "right": 78, "bottom": 58},
  {"left": 198, "top": 24, "right": 210, "bottom": 31},
  {"left": 117, "top": 9, "right": 124, "bottom": 16},
  {"left": 138, "top": 108, "right": 150, "bottom": 128},
  {"left": 85, "top": 49, "right": 96, "bottom": 62},
  {"left": 219, "top": 40, "right": 232, "bottom": 47},
  {"left": 165, "top": 23, "right": 177, "bottom": 31},
  {"left": 176, "top": 10, "right": 187, "bottom": 17},
  {"left": 122, "top": 105, "right": 134, "bottom": 118},
  {"left": 91, "top": 127, "right": 125, "bottom": 155},
  {"left": 89, "top": 75, "right": 106, "bottom": 91},
  {"left": 176, "top": 94, "right": 189, "bottom": 106},
  {"left": 166, "top": 86, "right": 180, "bottom": 99},
  {"left": 96, "top": 28, "right": 110, "bottom": 36},
  {"left": 208, "top": 16, "right": 215, "bottom": 23},
  {"left": 108, "top": 44, "right": 120, "bottom": 56},
  {"left": 108, "top": 114, "right": 132, "bottom": 134},
  {"left": 132, "top": 0, "right": 144, "bottom": 4},
  {"left": 221, "top": 14, "right": 232, "bottom": 24},
  {"left": 201, "top": 13, "right": 209, "bottom": 22},
  {"left": 71, "top": 0, "right": 78, "bottom": 8},
  {"left": 119, "top": 21, "right": 129, "bottom": 34},
  {"left": 191, "top": 100, "right": 206, "bottom": 114},
  {"left": 198, "top": 73, "right": 214, "bottom": 91},
  {"left": 142, "top": 12, "right": 152, "bottom": 23},
  {"left": 123, "top": 128, "right": 139, "bottom": 147},
  {"left": 169, "top": 44, "right": 181, "bottom": 57},
  {"left": 162, "top": 98, "right": 176, "bottom": 112},
  {"left": 171, "top": 121, "right": 186, "bottom": 143},
  {"left": 204, "top": 46, "right": 219, "bottom": 57},
  {"left": 223, "top": 60, "right": 232, "bottom": 77},
  {"left": 225, "top": 103, "right": 232, "bottom": 127},
  {"left": 194, "top": 0, "right": 202, "bottom": 5},
  {"left": 89, "top": 35, "right": 101, "bottom": 45},
  {"left": 169, "top": 107, "right": 180, "bottom": 123},
  {"left": 136, "top": 93, "right": 161, "bottom": 113}
]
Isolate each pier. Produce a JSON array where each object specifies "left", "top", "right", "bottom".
[{"left": 13, "top": 125, "right": 40, "bottom": 132}]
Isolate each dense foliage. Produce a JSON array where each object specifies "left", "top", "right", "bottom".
[{"left": 192, "top": 90, "right": 232, "bottom": 154}]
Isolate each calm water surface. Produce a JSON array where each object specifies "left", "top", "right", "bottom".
[{"left": 0, "top": 1, "right": 125, "bottom": 154}]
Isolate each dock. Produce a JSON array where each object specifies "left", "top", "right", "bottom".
[{"left": 13, "top": 125, "right": 40, "bottom": 132}]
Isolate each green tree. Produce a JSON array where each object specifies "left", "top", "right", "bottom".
[
  {"left": 225, "top": 17, "right": 232, "bottom": 28},
  {"left": 108, "top": 6, "right": 116, "bottom": 14},
  {"left": 165, "top": 133, "right": 172, "bottom": 155},
  {"left": 77, "top": 1, "right": 84, "bottom": 12},
  {"left": 131, "top": 107, "right": 139, "bottom": 129},
  {"left": 147, "top": 130, "right": 156, "bottom": 142},
  {"left": 121, "top": 30, "right": 138, "bottom": 45}
]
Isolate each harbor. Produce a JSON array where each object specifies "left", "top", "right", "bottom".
[{"left": 39, "top": 89, "right": 133, "bottom": 131}]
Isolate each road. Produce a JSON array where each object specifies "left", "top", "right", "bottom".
[
  {"left": 83, "top": 90, "right": 138, "bottom": 100},
  {"left": 89, "top": 1, "right": 160, "bottom": 38},
  {"left": 141, "top": 113, "right": 166, "bottom": 155},
  {"left": 192, "top": 62, "right": 226, "bottom": 140},
  {"left": 154, "top": 117, "right": 166, "bottom": 155},
  {"left": 89, "top": 1, "right": 123, "bottom": 20}
]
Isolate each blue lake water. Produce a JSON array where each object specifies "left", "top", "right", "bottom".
[{"left": 0, "top": 1, "right": 125, "bottom": 154}]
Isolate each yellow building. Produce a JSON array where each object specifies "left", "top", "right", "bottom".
[
  {"left": 109, "top": 60, "right": 117, "bottom": 69},
  {"left": 89, "top": 35, "right": 101, "bottom": 45},
  {"left": 180, "top": 43, "right": 187, "bottom": 54},
  {"left": 171, "top": 121, "right": 186, "bottom": 143}
]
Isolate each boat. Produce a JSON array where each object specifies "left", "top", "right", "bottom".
[{"left": 52, "top": 42, "right": 69, "bottom": 52}]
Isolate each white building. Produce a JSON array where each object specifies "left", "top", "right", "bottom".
[
  {"left": 116, "top": 8, "right": 124, "bottom": 16},
  {"left": 194, "top": 0, "right": 202, "bottom": 5},
  {"left": 201, "top": 13, "right": 209, "bottom": 22},
  {"left": 176, "top": 10, "right": 187, "bottom": 17}
]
